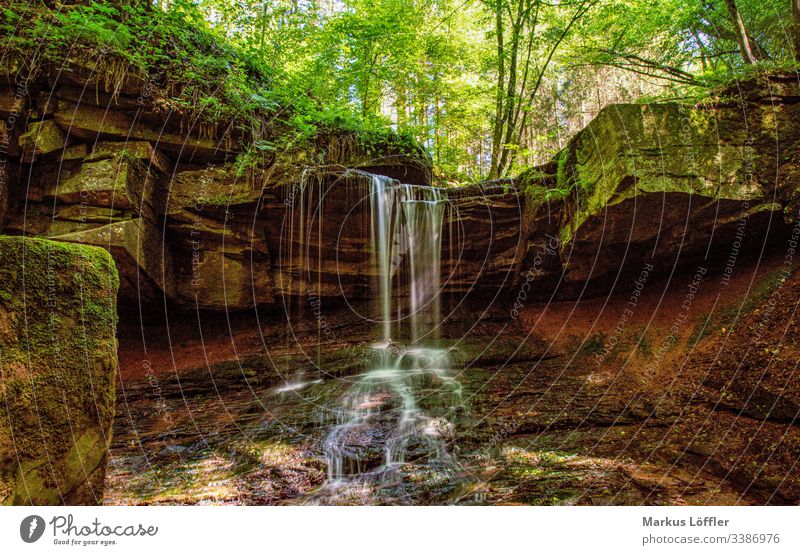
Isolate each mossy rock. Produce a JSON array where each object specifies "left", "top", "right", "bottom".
[
  {"left": 0, "top": 236, "right": 119, "bottom": 505},
  {"left": 19, "top": 120, "right": 67, "bottom": 163},
  {"left": 518, "top": 89, "right": 800, "bottom": 294},
  {"left": 45, "top": 155, "right": 146, "bottom": 210}
]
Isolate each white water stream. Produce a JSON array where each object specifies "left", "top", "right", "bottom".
[{"left": 322, "top": 175, "right": 463, "bottom": 489}]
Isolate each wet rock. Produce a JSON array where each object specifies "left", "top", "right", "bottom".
[
  {"left": 356, "top": 153, "right": 432, "bottom": 186},
  {"left": 264, "top": 170, "right": 532, "bottom": 302},
  {"left": 263, "top": 168, "right": 374, "bottom": 301},
  {"left": 160, "top": 445, "right": 188, "bottom": 456}
]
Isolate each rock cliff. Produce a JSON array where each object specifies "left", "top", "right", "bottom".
[
  {"left": 3, "top": 55, "right": 799, "bottom": 313},
  {"left": 519, "top": 74, "right": 800, "bottom": 296}
]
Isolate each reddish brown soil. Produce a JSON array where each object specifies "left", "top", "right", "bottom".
[
  {"left": 117, "top": 313, "right": 267, "bottom": 380},
  {"left": 520, "top": 256, "right": 784, "bottom": 354},
  {"left": 109, "top": 251, "right": 800, "bottom": 505},
  {"left": 505, "top": 251, "right": 800, "bottom": 504}
]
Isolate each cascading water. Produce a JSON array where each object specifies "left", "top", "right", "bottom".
[
  {"left": 402, "top": 194, "right": 445, "bottom": 343},
  {"left": 369, "top": 176, "right": 444, "bottom": 343},
  {"left": 319, "top": 174, "right": 463, "bottom": 499}
]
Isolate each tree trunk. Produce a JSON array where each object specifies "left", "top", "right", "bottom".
[
  {"left": 490, "top": 5, "right": 506, "bottom": 179},
  {"left": 724, "top": 0, "right": 758, "bottom": 64},
  {"left": 793, "top": 0, "right": 800, "bottom": 60},
  {"left": 395, "top": 81, "right": 408, "bottom": 127}
]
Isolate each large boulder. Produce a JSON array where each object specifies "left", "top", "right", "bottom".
[
  {"left": 0, "top": 236, "right": 119, "bottom": 505},
  {"left": 519, "top": 74, "right": 800, "bottom": 295}
]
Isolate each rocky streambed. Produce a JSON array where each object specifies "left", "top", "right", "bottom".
[
  {"left": 106, "top": 260, "right": 800, "bottom": 506},
  {"left": 103, "top": 335, "right": 766, "bottom": 506}
]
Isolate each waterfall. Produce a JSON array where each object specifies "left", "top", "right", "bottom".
[
  {"left": 402, "top": 194, "right": 444, "bottom": 343},
  {"left": 369, "top": 175, "right": 444, "bottom": 344},
  {"left": 321, "top": 174, "right": 462, "bottom": 492}
]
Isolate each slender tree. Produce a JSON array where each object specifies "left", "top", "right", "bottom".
[
  {"left": 487, "top": 0, "right": 597, "bottom": 178},
  {"left": 793, "top": 0, "right": 800, "bottom": 60},
  {"left": 724, "top": 0, "right": 758, "bottom": 64}
]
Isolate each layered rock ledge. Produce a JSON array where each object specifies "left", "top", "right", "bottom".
[{"left": 3, "top": 58, "right": 800, "bottom": 312}]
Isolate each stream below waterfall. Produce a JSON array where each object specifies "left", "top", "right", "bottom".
[
  {"left": 313, "top": 176, "right": 467, "bottom": 502},
  {"left": 104, "top": 170, "right": 788, "bottom": 506}
]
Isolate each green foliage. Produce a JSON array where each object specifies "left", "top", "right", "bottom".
[
  {"left": 2, "top": 1, "right": 275, "bottom": 126},
  {"left": 0, "top": 0, "right": 427, "bottom": 160},
  {"left": 193, "top": 0, "right": 490, "bottom": 179},
  {"left": 3, "top": 0, "right": 798, "bottom": 181}
]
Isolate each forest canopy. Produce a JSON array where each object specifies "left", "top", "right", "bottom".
[{"left": 2, "top": 0, "right": 799, "bottom": 182}]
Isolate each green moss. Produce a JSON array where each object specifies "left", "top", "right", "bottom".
[
  {"left": 636, "top": 330, "right": 653, "bottom": 358},
  {"left": 582, "top": 332, "right": 607, "bottom": 355},
  {"left": 556, "top": 148, "right": 569, "bottom": 189},
  {"left": 0, "top": 2, "right": 429, "bottom": 166},
  {"left": 0, "top": 236, "right": 119, "bottom": 505},
  {"left": 65, "top": 429, "right": 105, "bottom": 480},
  {"left": 12, "top": 462, "right": 51, "bottom": 505}
]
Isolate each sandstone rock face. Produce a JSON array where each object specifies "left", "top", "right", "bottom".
[
  {"left": 53, "top": 100, "right": 234, "bottom": 164},
  {"left": 261, "top": 171, "right": 529, "bottom": 305},
  {"left": 0, "top": 87, "right": 24, "bottom": 118},
  {"left": 0, "top": 155, "right": 14, "bottom": 228},
  {"left": 54, "top": 220, "right": 162, "bottom": 309},
  {"left": 518, "top": 74, "right": 800, "bottom": 297},
  {"left": 263, "top": 169, "right": 374, "bottom": 302},
  {"left": 45, "top": 156, "right": 144, "bottom": 209},
  {"left": 355, "top": 153, "right": 432, "bottom": 186},
  {"left": 0, "top": 54, "right": 433, "bottom": 312},
  {"left": 19, "top": 119, "right": 68, "bottom": 163},
  {"left": 441, "top": 181, "right": 528, "bottom": 293},
  {"left": 87, "top": 140, "right": 172, "bottom": 174},
  {"left": 0, "top": 236, "right": 119, "bottom": 505},
  {"left": 4, "top": 50, "right": 800, "bottom": 312}
]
